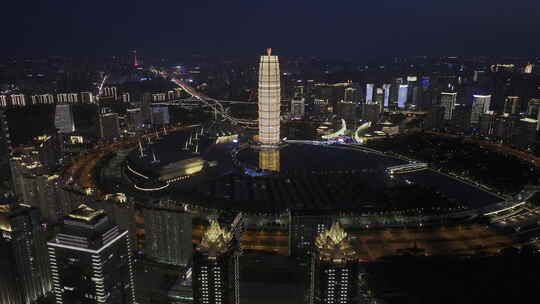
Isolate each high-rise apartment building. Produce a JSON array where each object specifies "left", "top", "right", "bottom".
[
  {"left": 258, "top": 48, "right": 281, "bottom": 146},
  {"left": 47, "top": 204, "right": 136, "bottom": 304},
  {"left": 0, "top": 197, "right": 52, "bottom": 304},
  {"left": 99, "top": 112, "right": 120, "bottom": 140},
  {"left": 289, "top": 210, "right": 333, "bottom": 258},
  {"left": 54, "top": 104, "right": 76, "bottom": 134},
  {"left": 309, "top": 222, "right": 358, "bottom": 304},
  {"left": 11, "top": 94, "right": 26, "bottom": 106},
  {"left": 81, "top": 92, "right": 95, "bottom": 104},
  {"left": 440, "top": 92, "right": 457, "bottom": 120},
  {"left": 471, "top": 95, "right": 491, "bottom": 124},
  {"left": 397, "top": 85, "right": 408, "bottom": 109},
  {"left": 193, "top": 220, "right": 240, "bottom": 304},
  {"left": 31, "top": 94, "right": 55, "bottom": 105}
]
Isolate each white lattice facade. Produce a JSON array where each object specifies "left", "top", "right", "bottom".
[{"left": 258, "top": 52, "right": 281, "bottom": 146}]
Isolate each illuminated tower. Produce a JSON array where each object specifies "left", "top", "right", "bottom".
[
  {"left": 47, "top": 205, "right": 136, "bottom": 304},
  {"left": 309, "top": 222, "right": 359, "bottom": 304},
  {"left": 193, "top": 220, "right": 240, "bottom": 304},
  {"left": 259, "top": 149, "right": 280, "bottom": 172},
  {"left": 258, "top": 48, "right": 281, "bottom": 146}
]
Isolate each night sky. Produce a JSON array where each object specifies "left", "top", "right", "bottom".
[{"left": 3, "top": 0, "right": 540, "bottom": 58}]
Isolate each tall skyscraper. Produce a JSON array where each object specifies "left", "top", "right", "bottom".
[
  {"left": 440, "top": 92, "right": 457, "bottom": 120},
  {"left": 54, "top": 104, "right": 76, "bottom": 134},
  {"left": 99, "top": 112, "right": 120, "bottom": 139},
  {"left": 0, "top": 196, "right": 52, "bottom": 304},
  {"left": 309, "top": 222, "right": 359, "bottom": 304},
  {"left": 143, "top": 200, "right": 193, "bottom": 266},
  {"left": 397, "top": 85, "right": 408, "bottom": 109},
  {"left": 365, "top": 84, "right": 374, "bottom": 103},
  {"left": 291, "top": 98, "right": 305, "bottom": 118},
  {"left": 258, "top": 48, "right": 281, "bottom": 146},
  {"left": 47, "top": 204, "right": 137, "bottom": 304},
  {"left": 382, "top": 84, "right": 391, "bottom": 108},
  {"left": 471, "top": 95, "right": 491, "bottom": 124},
  {"left": 193, "top": 220, "right": 240, "bottom": 304}
]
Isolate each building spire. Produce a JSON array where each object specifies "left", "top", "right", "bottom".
[{"left": 266, "top": 48, "right": 272, "bottom": 56}]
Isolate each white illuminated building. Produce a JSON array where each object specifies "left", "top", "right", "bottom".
[{"left": 258, "top": 48, "right": 281, "bottom": 146}]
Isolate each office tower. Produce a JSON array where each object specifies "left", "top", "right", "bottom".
[
  {"left": 141, "top": 93, "right": 152, "bottom": 122},
  {"left": 389, "top": 78, "right": 403, "bottom": 109},
  {"left": 473, "top": 70, "right": 485, "bottom": 83},
  {"left": 289, "top": 210, "right": 333, "bottom": 257},
  {"left": 382, "top": 84, "right": 391, "bottom": 108},
  {"left": 493, "top": 115, "right": 519, "bottom": 144},
  {"left": 397, "top": 85, "right": 408, "bottom": 109},
  {"left": 479, "top": 112, "right": 496, "bottom": 137},
  {"left": 143, "top": 200, "right": 193, "bottom": 266},
  {"left": 440, "top": 92, "right": 457, "bottom": 120},
  {"left": 425, "top": 106, "right": 445, "bottom": 130},
  {"left": 0, "top": 94, "right": 7, "bottom": 107},
  {"left": 54, "top": 104, "right": 76, "bottom": 134},
  {"left": 291, "top": 98, "right": 305, "bottom": 118},
  {"left": 127, "top": 108, "right": 144, "bottom": 130},
  {"left": 10, "top": 94, "right": 26, "bottom": 106},
  {"left": 258, "top": 48, "right": 281, "bottom": 146},
  {"left": 471, "top": 95, "right": 491, "bottom": 124},
  {"left": 81, "top": 92, "right": 95, "bottom": 104},
  {"left": 99, "top": 112, "right": 120, "bottom": 139},
  {"left": 514, "top": 118, "right": 538, "bottom": 149},
  {"left": 361, "top": 103, "right": 381, "bottom": 123},
  {"left": 309, "top": 222, "right": 358, "bottom": 304},
  {"left": 151, "top": 106, "right": 170, "bottom": 126},
  {"left": 450, "top": 104, "right": 471, "bottom": 132},
  {"left": 503, "top": 96, "right": 520, "bottom": 115},
  {"left": 193, "top": 220, "right": 240, "bottom": 304},
  {"left": 374, "top": 88, "right": 384, "bottom": 111},
  {"left": 258, "top": 149, "right": 280, "bottom": 172},
  {"left": 31, "top": 94, "right": 55, "bottom": 105},
  {"left": 47, "top": 204, "right": 136, "bottom": 304},
  {"left": 0, "top": 197, "right": 52, "bottom": 304},
  {"left": 35, "top": 133, "right": 63, "bottom": 170},
  {"left": 365, "top": 84, "right": 374, "bottom": 103},
  {"left": 343, "top": 87, "right": 357, "bottom": 104}
]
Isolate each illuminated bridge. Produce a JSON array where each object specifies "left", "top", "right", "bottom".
[
  {"left": 386, "top": 162, "right": 429, "bottom": 175},
  {"left": 153, "top": 68, "right": 258, "bottom": 127}
]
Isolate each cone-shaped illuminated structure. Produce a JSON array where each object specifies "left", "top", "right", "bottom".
[{"left": 258, "top": 48, "right": 281, "bottom": 146}]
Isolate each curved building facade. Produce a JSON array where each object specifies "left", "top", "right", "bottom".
[{"left": 258, "top": 49, "right": 281, "bottom": 146}]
